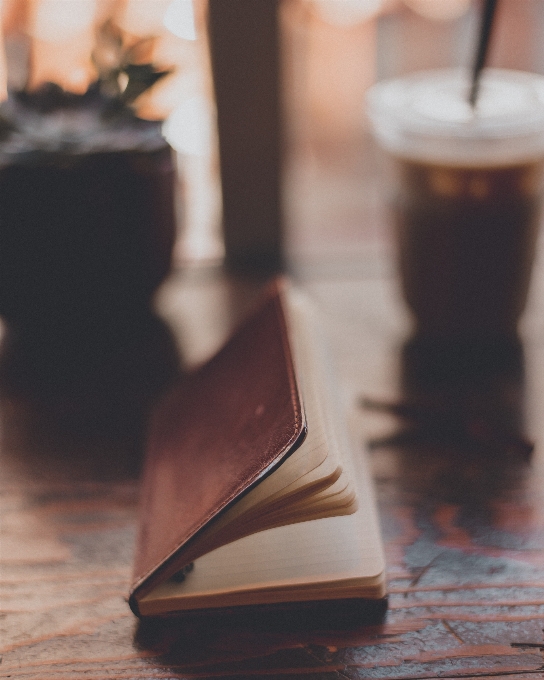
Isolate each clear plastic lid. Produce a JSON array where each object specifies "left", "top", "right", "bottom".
[{"left": 366, "top": 69, "right": 544, "bottom": 166}]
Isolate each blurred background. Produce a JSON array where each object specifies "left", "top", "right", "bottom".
[
  {"left": 157, "top": 0, "right": 544, "bottom": 279},
  {"left": 2, "top": 0, "right": 543, "bottom": 278}
]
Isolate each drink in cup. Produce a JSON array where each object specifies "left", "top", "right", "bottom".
[{"left": 366, "top": 69, "right": 544, "bottom": 340}]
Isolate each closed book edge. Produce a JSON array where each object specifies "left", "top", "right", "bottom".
[{"left": 129, "top": 281, "right": 306, "bottom": 613}]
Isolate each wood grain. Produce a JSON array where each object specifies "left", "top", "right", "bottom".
[{"left": 1, "top": 266, "right": 544, "bottom": 679}]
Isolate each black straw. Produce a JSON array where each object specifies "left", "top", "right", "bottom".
[{"left": 469, "top": 0, "right": 499, "bottom": 107}]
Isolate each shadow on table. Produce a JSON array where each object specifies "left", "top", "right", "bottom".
[
  {"left": 365, "top": 334, "right": 533, "bottom": 485},
  {"left": 364, "top": 333, "right": 537, "bottom": 579},
  {"left": 0, "top": 306, "right": 181, "bottom": 481},
  {"left": 134, "top": 598, "right": 388, "bottom": 674},
  {"left": 400, "top": 335, "right": 532, "bottom": 500}
]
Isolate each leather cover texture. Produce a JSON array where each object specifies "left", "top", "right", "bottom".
[{"left": 130, "top": 282, "right": 305, "bottom": 611}]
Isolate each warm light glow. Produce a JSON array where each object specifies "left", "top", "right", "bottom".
[
  {"left": 174, "top": 153, "right": 224, "bottom": 264},
  {"left": 27, "top": 0, "right": 98, "bottom": 92},
  {"left": 29, "top": 34, "right": 97, "bottom": 92},
  {"left": 151, "top": 30, "right": 195, "bottom": 69},
  {"left": 30, "top": 0, "right": 96, "bottom": 42},
  {"left": 163, "top": 0, "right": 196, "bottom": 40},
  {"left": 117, "top": 0, "right": 170, "bottom": 36},
  {"left": 2, "top": 0, "right": 31, "bottom": 35},
  {"left": 403, "top": 0, "right": 471, "bottom": 21},
  {"left": 314, "top": 0, "right": 384, "bottom": 25},
  {"left": 0, "top": 0, "right": 7, "bottom": 101},
  {"left": 134, "top": 71, "right": 184, "bottom": 119},
  {"left": 162, "top": 94, "right": 211, "bottom": 156}
]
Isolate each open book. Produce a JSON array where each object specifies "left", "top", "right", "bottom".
[{"left": 129, "top": 281, "right": 386, "bottom": 617}]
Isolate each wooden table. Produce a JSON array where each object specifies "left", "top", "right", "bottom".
[{"left": 2, "top": 263, "right": 544, "bottom": 679}]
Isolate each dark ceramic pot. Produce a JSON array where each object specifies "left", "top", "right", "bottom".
[{"left": 0, "top": 140, "right": 177, "bottom": 322}]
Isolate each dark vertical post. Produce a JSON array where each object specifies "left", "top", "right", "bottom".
[{"left": 207, "top": 0, "right": 283, "bottom": 274}]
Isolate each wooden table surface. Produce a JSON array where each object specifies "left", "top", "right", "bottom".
[{"left": 2, "top": 264, "right": 544, "bottom": 679}]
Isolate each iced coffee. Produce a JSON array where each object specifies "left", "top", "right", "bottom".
[{"left": 367, "top": 69, "right": 544, "bottom": 339}]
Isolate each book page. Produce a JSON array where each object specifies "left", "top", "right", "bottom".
[{"left": 138, "top": 439, "right": 385, "bottom": 614}]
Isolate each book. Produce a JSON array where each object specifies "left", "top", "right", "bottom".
[{"left": 129, "top": 281, "right": 386, "bottom": 618}]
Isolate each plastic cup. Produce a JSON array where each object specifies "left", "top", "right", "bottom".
[{"left": 367, "top": 68, "right": 544, "bottom": 340}]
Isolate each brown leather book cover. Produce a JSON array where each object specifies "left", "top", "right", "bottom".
[{"left": 129, "top": 282, "right": 306, "bottom": 614}]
